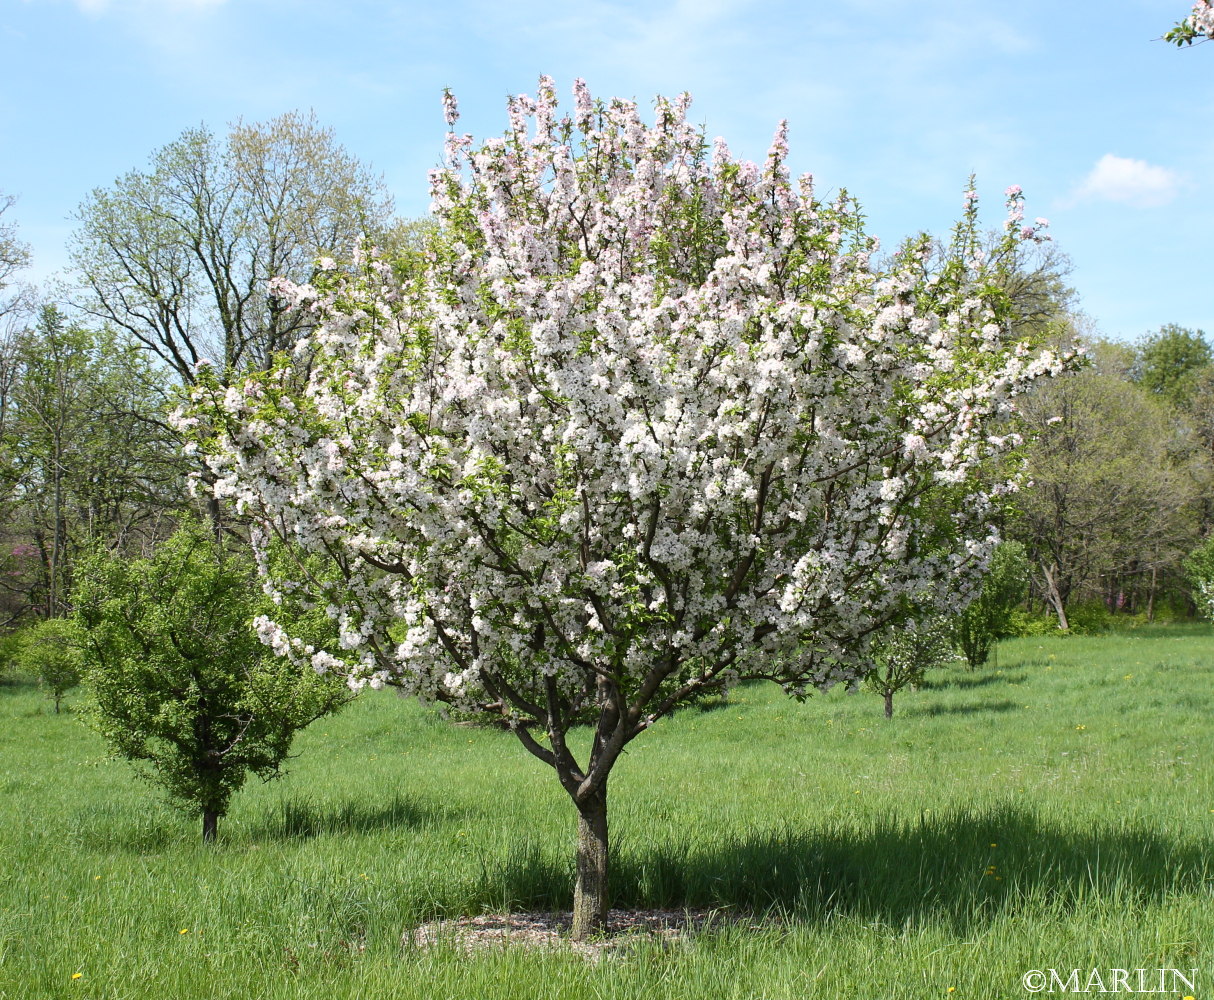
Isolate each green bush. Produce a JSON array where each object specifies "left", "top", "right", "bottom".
[
  {"left": 1063, "top": 602, "right": 1115, "bottom": 634},
  {"left": 13, "top": 618, "right": 83, "bottom": 711},
  {"left": 1005, "top": 609, "right": 1056, "bottom": 637},
  {"left": 73, "top": 523, "right": 351, "bottom": 842},
  {"left": 1184, "top": 536, "right": 1214, "bottom": 621},
  {"left": 953, "top": 542, "right": 1030, "bottom": 667},
  {"left": 0, "top": 631, "right": 22, "bottom": 684}
]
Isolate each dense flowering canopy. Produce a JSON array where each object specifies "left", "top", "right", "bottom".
[{"left": 184, "top": 77, "right": 1066, "bottom": 766}]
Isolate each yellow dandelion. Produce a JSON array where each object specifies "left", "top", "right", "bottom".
[
  {"left": 94, "top": 875, "right": 101, "bottom": 881},
  {"left": 989, "top": 843, "right": 997, "bottom": 848},
  {"left": 72, "top": 973, "right": 83, "bottom": 980},
  {"left": 179, "top": 928, "right": 189, "bottom": 935},
  {"left": 1075, "top": 725, "right": 1086, "bottom": 731}
]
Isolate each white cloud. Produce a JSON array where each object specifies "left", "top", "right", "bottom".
[{"left": 1073, "top": 153, "right": 1182, "bottom": 208}]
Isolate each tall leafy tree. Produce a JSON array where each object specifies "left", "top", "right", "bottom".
[
  {"left": 0, "top": 193, "right": 32, "bottom": 326},
  {"left": 2, "top": 306, "right": 180, "bottom": 618},
  {"left": 1014, "top": 366, "right": 1200, "bottom": 627},
  {"left": 1134, "top": 324, "right": 1211, "bottom": 407}
]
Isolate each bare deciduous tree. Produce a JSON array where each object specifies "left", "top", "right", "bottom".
[{"left": 70, "top": 112, "right": 394, "bottom": 385}]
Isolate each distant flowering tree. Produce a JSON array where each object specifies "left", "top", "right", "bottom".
[
  {"left": 184, "top": 77, "right": 1069, "bottom": 937},
  {"left": 1166, "top": 2, "right": 1214, "bottom": 44},
  {"left": 864, "top": 615, "right": 954, "bottom": 719}
]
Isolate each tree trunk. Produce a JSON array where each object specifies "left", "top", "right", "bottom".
[
  {"left": 1040, "top": 561, "right": 1069, "bottom": 631},
  {"left": 571, "top": 789, "right": 609, "bottom": 940},
  {"left": 1147, "top": 566, "right": 1157, "bottom": 622},
  {"left": 884, "top": 691, "right": 894, "bottom": 719},
  {"left": 202, "top": 809, "right": 219, "bottom": 844}
]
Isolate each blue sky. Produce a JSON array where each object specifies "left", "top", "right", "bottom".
[{"left": 1, "top": 0, "right": 1210, "bottom": 342}]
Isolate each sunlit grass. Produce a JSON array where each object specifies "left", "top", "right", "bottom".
[{"left": 1, "top": 626, "right": 1211, "bottom": 998}]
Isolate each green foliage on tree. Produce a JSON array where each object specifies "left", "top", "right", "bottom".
[
  {"left": 1165, "top": 2, "right": 1213, "bottom": 46},
  {"left": 1014, "top": 364, "right": 1201, "bottom": 629},
  {"left": 73, "top": 523, "right": 349, "bottom": 842},
  {"left": 1, "top": 305, "right": 182, "bottom": 618},
  {"left": 865, "top": 616, "right": 955, "bottom": 719},
  {"left": 1183, "top": 535, "right": 1214, "bottom": 621},
  {"left": 953, "top": 542, "right": 1030, "bottom": 669},
  {"left": 0, "top": 192, "right": 31, "bottom": 324},
  {"left": 1135, "top": 324, "right": 1211, "bottom": 407},
  {"left": 14, "top": 618, "right": 83, "bottom": 712}
]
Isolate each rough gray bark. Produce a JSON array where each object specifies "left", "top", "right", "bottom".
[{"left": 572, "top": 789, "right": 609, "bottom": 939}]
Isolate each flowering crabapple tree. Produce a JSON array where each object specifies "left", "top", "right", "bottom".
[
  {"left": 184, "top": 77, "right": 1069, "bottom": 937},
  {"left": 863, "top": 614, "right": 953, "bottom": 719},
  {"left": 1166, "top": 1, "right": 1214, "bottom": 44}
]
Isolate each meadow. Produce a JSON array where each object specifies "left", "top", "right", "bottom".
[{"left": 1, "top": 627, "right": 1211, "bottom": 999}]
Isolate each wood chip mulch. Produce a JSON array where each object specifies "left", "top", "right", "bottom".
[{"left": 406, "top": 908, "right": 764, "bottom": 959}]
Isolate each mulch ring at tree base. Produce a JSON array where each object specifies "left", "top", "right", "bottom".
[{"left": 406, "top": 908, "right": 772, "bottom": 960}]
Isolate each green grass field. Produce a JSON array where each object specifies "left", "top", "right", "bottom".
[{"left": 1, "top": 627, "right": 1212, "bottom": 999}]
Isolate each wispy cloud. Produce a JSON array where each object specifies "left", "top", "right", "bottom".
[
  {"left": 1071, "top": 153, "right": 1182, "bottom": 208},
  {"left": 71, "top": 0, "right": 227, "bottom": 13}
]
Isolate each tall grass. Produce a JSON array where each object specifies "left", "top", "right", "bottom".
[{"left": 1, "top": 627, "right": 1211, "bottom": 998}]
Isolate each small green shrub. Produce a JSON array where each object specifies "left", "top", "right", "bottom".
[
  {"left": 953, "top": 541, "right": 1030, "bottom": 667},
  {"left": 1184, "top": 535, "right": 1214, "bottom": 621},
  {"left": 73, "top": 522, "right": 351, "bottom": 842},
  {"left": 13, "top": 618, "right": 83, "bottom": 711},
  {"left": 1006, "top": 609, "right": 1062, "bottom": 637},
  {"left": 0, "top": 631, "right": 22, "bottom": 684},
  {"left": 1064, "top": 602, "right": 1114, "bottom": 634}
]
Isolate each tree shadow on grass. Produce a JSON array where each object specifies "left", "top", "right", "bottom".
[
  {"left": 466, "top": 805, "right": 1211, "bottom": 932},
  {"left": 71, "top": 793, "right": 464, "bottom": 852},
  {"left": 249, "top": 792, "right": 463, "bottom": 842},
  {"left": 603, "top": 804, "right": 1212, "bottom": 932},
  {"left": 908, "top": 699, "right": 1021, "bottom": 717},
  {"left": 920, "top": 671, "right": 1028, "bottom": 691}
]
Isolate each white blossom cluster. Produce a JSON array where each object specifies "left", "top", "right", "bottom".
[
  {"left": 183, "top": 78, "right": 1068, "bottom": 763},
  {"left": 1190, "top": 0, "right": 1214, "bottom": 35}
]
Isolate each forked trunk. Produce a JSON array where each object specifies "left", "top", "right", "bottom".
[
  {"left": 571, "top": 789, "right": 609, "bottom": 940},
  {"left": 202, "top": 808, "right": 219, "bottom": 844}
]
